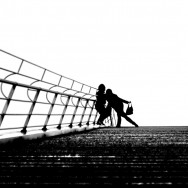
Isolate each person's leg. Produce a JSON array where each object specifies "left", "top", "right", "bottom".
[
  {"left": 116, "top": 113, "right": 121, "bottom": 127},
  {"left": 114, "top": 104, "right": 123, "bottom": 127},
  {"left": 96, "top": 106, "right": 106, "bottom": 125},
  {"left": 98, "top": 114, "right": 105, "bottom": 125},
  {"left": 98, "top": 105, "right": 112, "bottom": 125},
  {"left": 103, "top": 105, "right": 112, "bottom": 120},
  {"left": 96, "top": 108, "right": 102, "bottom": 125},
  {"left": 122, "top": 112, "right": 139, "bottom": 127}
]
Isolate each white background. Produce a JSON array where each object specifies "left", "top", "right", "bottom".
[{"left": 1, "top": 0, "right": 188, "bottom": 126}]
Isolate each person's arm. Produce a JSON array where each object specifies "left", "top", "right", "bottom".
[{"left": 119, "top": 97, "right": 131, "bottom": 104}]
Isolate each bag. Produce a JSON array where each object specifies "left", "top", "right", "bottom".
[{"left": 126, "top": 103, "right": 133, "bottom": 115}]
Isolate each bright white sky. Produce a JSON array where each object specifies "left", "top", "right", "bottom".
[{"left": 1, "top": 0, "right": 188, "bottom": 126}]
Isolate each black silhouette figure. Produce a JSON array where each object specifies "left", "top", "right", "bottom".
[
  {"left": 106, "top": 89, "right": 139, "bottom": 128},
  {"left": 95, "top": 84, "right": 111, "bottom": 125}
]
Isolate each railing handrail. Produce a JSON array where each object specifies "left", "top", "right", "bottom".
[
  {"left": 0, "top": 79, "right": 95, "bottom": 101},
  {"left": 0, "top": 49, "right": 97, "bottom": 92}
]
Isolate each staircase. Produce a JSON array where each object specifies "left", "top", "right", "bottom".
[{"left": 0, "top": 126, "right": 188, "bottom": 186}]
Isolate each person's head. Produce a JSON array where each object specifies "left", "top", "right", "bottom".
[
  {"left": 106, "top": 89, "right": 113, "bottom": 95},
  {"left": 98, "top": 84, "right": 105, "bottom": 92}
]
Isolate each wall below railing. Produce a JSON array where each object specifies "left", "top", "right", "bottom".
[{"left": 0, "top": 123, "right": 110, "bottom": 145}]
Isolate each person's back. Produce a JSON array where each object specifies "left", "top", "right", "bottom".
[
  {"left": 106, "top": 88, "right": 139, "bottom": 127},
  {"left": 95, "top": 85, "right": 106, "bottom": 112},
  {"left": 106, "top": 90, "right": 124, "bottom": 112},
  {"left": 95, "top": 84, "right": 111, "bottom": 125},
  {"left": 96, "top": 90, "right": 106, "bottom": 106}
]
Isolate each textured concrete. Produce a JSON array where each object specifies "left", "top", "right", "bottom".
[
  {"left": 0, "top": 126, "right": 188, "bottom": 186},
  {"left": 0, "top": 124, "right": 102, "bottom": 145}
]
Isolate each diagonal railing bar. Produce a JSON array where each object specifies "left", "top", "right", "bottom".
[
  {"left": 70, "top": 80, "right": 74, "bottom": 90},
  {"left": 69, "top": 98, "right": 81, "bottom": 128},
  {"left": 18, "top": 60, "right": 24, "bottom": 73},
  {"left": 78, "top": 99, "right": 89, "bottom": 127},
  {"left": 57, "top": 96, "right": 71, "bottom": 130},
  {"left": 41, "top": 69, "right": 46, "bottom": 81},
  {"left": 93, "top": 111, "right": 99, "bottom": 125},
  {"left": 0, "top": 84, "right": 16, "bottom": 127},
  {"left": 58, "top": 76, "right": 62, "bottom": 86},
  {"left": 21, "top": 89, "right": 40, "bottom": 134},
  {"left": 42, "top": 93, "right": 58, "bottom": 132},
  {"left": 87, "top": 101, "right": 96, "bottom": 126}
]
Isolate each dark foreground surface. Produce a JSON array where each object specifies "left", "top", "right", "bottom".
[{"left": 0, "top": 126, "right": 188, "bottom": 186}]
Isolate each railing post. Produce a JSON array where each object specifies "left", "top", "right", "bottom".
[
  {"left": 93, "top": 112, "right": 98, "bottom": 125},
  {"left": 78, "top": 99, "right": 89, "bottom": 127},
  {"left": 21, "top": 89, "right": 40, "bottom": 134},
  {"left": 57, "top": 96, "right": 71, "bottom": 130},
  {"left": 86, "top": 101, "right": 96, "bottom": 126},
  {"left": 69, "top": 97, "right": 81, "bottom": 128},
  {"left": 42, "top": 93, "right": 58, "bottom": 132},
  {"left": 0, "top": 84, "right": 16, "bottom": 127}
]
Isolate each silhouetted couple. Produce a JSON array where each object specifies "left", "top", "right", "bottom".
[{"left": 95, "top": 84, "right": 139, "bottom": 127}]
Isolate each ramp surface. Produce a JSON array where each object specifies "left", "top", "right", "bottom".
[{"left": 0, "top": 126, "right": 188, "bottom": 186}]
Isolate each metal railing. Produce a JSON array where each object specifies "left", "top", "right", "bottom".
[
  {"left": 0, "top": 49, "right": 115, "bottom": 137},
  {"left": 0, "top": 79, "right": 100, "bottom": 135},
  {"left": 0, "top": 49, "right": 97, "bottom": 96}
]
